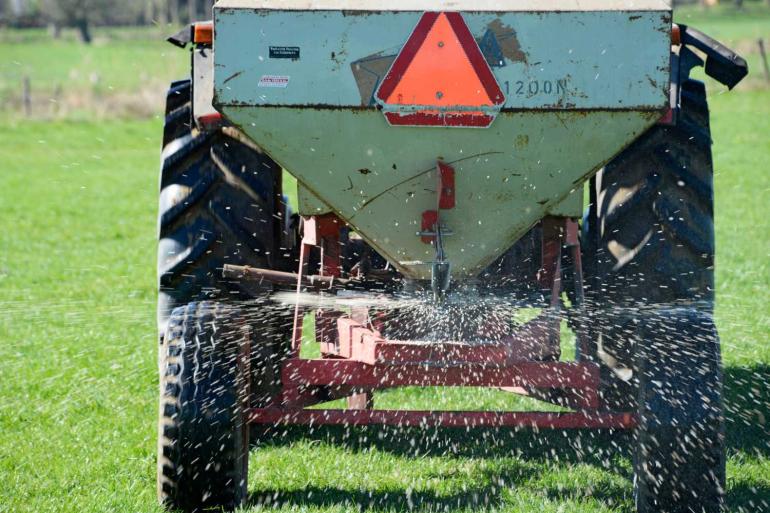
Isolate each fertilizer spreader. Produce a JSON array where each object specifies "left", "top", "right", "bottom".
[{"left": 155, "top": 2, "right": 747, "bottom": 511}]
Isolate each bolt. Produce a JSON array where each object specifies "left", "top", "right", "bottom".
[
  {"left": 436, "top": 91, "right": 444, "bottom": 99},
  {"left": 438, "top": 41, "right": 445, "bottom": 48}
]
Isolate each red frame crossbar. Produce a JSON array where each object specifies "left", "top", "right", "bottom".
[
  {"left": 268, "top": 214, "right": 635, "bottom": 430},
  {"left": 282, "top": 359, "right": 598, "bottom": 391}
]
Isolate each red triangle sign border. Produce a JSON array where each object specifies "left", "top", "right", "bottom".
[{"left": 375, "top": 11, "right": 506, "bottom": 128}]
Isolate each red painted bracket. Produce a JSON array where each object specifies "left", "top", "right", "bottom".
[
  {"left": 420, "top": 161, "right": 456, "bottom": 244},
  {"left": 292, "top": 214, "right": 344, "bottom": 353},
  {"left": 437, "top": 161, "right": 455, "bottom": 209},
  {"left": 421, "top": 210, "right": 439, "bottom": 244}
]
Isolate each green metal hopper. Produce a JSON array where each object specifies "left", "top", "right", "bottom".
[{"left": 213, "top": 0, "right": 672, "bottom": 280}]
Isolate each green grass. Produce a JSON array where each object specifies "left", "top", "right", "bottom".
[
  {"left": 0, "top": 6, "right": 769, "bottom": 513},
  {"left": 1, "top": 26, "right": 188, "bottom": 118},
  {"left": 676, "top": 2, "right": 770, "bottom": 41},
  {"left": 0, "top": 87, "right": 767, "bottom": 513}
]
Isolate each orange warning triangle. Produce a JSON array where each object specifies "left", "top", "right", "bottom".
[{"left": 376, "top": 12, "right": 504, "bottom": 127}]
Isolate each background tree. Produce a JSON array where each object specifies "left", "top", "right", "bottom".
[
  {"left": 43, "top": 0, "right": 143, "bottom": 42},
  {"left": 7, "top": 0, "right": 219, "bottom": 32},
  {"left": 45, "top": 0, "right": 94, "bottom": 42}
]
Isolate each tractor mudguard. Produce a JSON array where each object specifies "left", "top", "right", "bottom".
[
  {"left": 679, "top": 24, "right": 749, "bottom": 89},
  {"left": 166, "top": 25, "right": 193, "bottom": 49},
  {"left": 165, "top": 21, "right": 221, "bottom": 131},
  {"left": 663, "top": 25, "right": 747, "bottom": 126}
]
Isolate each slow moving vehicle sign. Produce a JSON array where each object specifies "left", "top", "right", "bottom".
[{"left": 375, "top": 12, "right": 505, "bottom": 128}]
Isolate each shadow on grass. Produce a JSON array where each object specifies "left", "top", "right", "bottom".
[
  {"left": 255, "top": 423, "right": 628, "bottom": 461},
  {"left": 728, "top": 482, "right": 770, "bottom": 513},
  {"left": 724, "top": 365, "right": 770, "bottom": 457},
  {"left": 247, "top": 364, "right": 769, "bottom": 511},
  {"left": 248, "top": 481, "right": 514, "bottom": 511},
  {"left": 247, "top": 478, "right": 634, "bottom": 512},
  {"left": 246, "top": 450, "right": 632, "bottom": 511}
]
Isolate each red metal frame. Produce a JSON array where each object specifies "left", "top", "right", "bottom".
[
  {"left": 292, "top": 214, "right": 343, "bottom": 355},
  {"left": 269, "top": 214, "right": 636, "bottom": 430},
  {"left": 283, "top": 359, "right": 597, "bottom": 389}
]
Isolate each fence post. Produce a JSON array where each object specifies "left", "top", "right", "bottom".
[
  {"left": 22, "top": 76, "right": 31, "bottom": 117},
  {"left": 759, "top": 38, "right": 770, "bottom": 83}
]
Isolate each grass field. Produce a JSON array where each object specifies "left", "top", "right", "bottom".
[
  {"left": 1, "top": 5, "right": 769, "bottom": 513},
  {"left": 1, "top": 26, "right": 188, "bottom": 118}
]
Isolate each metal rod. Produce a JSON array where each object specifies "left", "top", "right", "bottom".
[
  {"left": 223, "top": 263, "right": 338, "bottom": 289},
  {"left": 224, "top": 264, "right": 398, "bottom": 290},
  {"left": 431, "top": 223, "right": 451, "bottom": 302}
]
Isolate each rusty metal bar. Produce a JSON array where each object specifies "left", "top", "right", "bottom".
[
  {"left": 224, "top": 264, "right": 339, "bottom": 290},
  {"left": 224, "top": 264, "right": 398, "bottom": 290}
]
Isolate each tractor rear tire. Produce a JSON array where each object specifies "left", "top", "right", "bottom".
[
  {"left": 590, "top": 78, "right": 717, "bottom": 408},
  {"left": 632, "top": 308, "right": 724, "bottom": 513},
  {"left": 586, "top": 79, "right": 724, "bottom": 513},
  {"left": 593, "top": 79, "right": 715, "bottom": 307},
  {"left": 156, "top": 79, "right": 294, "bottom": 459},
  {"left": 157, "top": 302, "right": 250, "bottom": 512},
  {"left": 157, "top": 79, "right": 284, "bottom": 335}
]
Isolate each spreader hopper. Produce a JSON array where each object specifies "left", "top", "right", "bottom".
[{"left": 213, "top": 0, "right": 672, "bottom": 280}]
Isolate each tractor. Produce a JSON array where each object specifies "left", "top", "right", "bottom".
[{"left": 156, "top": 1, "right": 747, "bottom": 511}]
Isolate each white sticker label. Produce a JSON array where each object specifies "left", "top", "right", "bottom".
[{"left": 258, "top": 75, "right": 290, "bottom": 88}]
